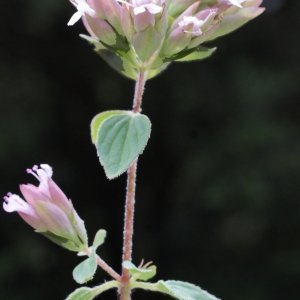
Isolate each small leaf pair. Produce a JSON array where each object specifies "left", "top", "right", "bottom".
[
  {"left": 91, "top": 110, "right": 151, "bottom": 179},
  {"left": 66, "top": 279, "right": 220, "bottom": 300},
  {"left": 73, "top": 230, "right": 106, "bottom": 284},
  {"left": 123, "top": 260, "right": 156, "bottom": 281}
]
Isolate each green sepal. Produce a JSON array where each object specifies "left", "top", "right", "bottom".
[
  {"left": 91, "top": 111, "right": 127, "bottom": 144},
  {"left": 96, "top": 112, "right": 151, "bottom": 179},
  {"left": 100, "top": 31, "right": 130, "bottom": 53},
  {"left": 73, "top": 250, "right": 97, "bottom": 284},
  {"left": 163, "top": 46, "right": 216, "bottom": 62},
  {"left": 157, "top": 280, "right": 220, "bottom": 300},
  {"left": 40, "top": 231, "right": 81, "bottom": 251},
  {"left": 123, "top": 261, "right": 156, "bottom": 281},
  {"left": 62, "top": 241, "right": 83, "bottom": 252},
  {"left": 132, "top": 26, "right": 162, "bottom": 62},
  {"left": 65, "top": 281, "right": 120, "bottom": 300}
]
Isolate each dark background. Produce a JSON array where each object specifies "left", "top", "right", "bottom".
[{"left": 1, "top": 0, "right": 299, "bottom": 299}]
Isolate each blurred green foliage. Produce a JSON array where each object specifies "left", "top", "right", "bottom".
[{"left": 0, "top": 0, "right": 299, "bottom": 299}]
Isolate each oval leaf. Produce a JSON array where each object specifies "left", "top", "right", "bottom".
[
  {"left": 97, "top": 113, "right": 151, "bottom": 179},
  {"left": 73, "top": 253, "right": 97, "bottom": 284},
  {"left": 91, "top": 111, "right": 127, "bottom": 144},
  {"left": 93, "top": 229, "right": 106, "bottom": 249},
  {"left": 157, "top": 280, "right": 220, "bottom": 300},
  {"left": 66, "top": 287, "right": 98, "bottom": 300},
  {"left": 65, "top": 281, "right": 120, "bottom": 300}
]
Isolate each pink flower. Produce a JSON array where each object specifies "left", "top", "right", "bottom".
[{"left": 3, "top": 164, "right": 88, "bottom": 252}]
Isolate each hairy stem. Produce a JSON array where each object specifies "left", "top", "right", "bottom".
[
  {"left": 119, "top": 70, "right": 147, "bottom": 300},
  {"left": 133, "top": 70, "right": 147, "bottom": 113},
  {"left": 85, "top": 247, "right": 122, "bottom": 281}
]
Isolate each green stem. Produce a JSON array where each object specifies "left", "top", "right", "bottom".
[{"left": 119, "top": 70, "right": 147, "bottom": 300}]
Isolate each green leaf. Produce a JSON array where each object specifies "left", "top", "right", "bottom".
[
  {"left": 66, "top": 287, "right": 97, "bottom": 300},
  {"left": 91, "top": 111, "right": 127, "bottom": 144},
  {"left": 73, "top": 252, "right": 97, "bottom": 284},
  {"left": 157, "top": 280, "right": 220, "bottom": 300},
  {"left": 176, "top": 47, "right": 216, "bottom": 62},
  {"left": 96, "top": 113, "right": 151, "bottom": 179},
  {"left": 93, "top": 229, "right": 106, "bottom": 249},
  {"left": 122, "top": 261, "right": 156, "bottom": 281},
  {"left": 79, "top": 34, "right": 105, "bottom": 50},
  {"left": 62, "top": 241, "right": 83, "bottom": 252},
  {"left": 65, "top": 281, "right": 120, "bottom": 300},
  {"left": 100, "top": 31, "right": 130, "bottom": 52},
  {"left": 164, "top": 46, "right": 216, "bottom": 62}
]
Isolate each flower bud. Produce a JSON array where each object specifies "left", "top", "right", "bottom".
[
  {"left": 206, "top": 0, "right": 265, "bottom": 41},
  {"left": 3, "top": 164, "right": 88, "bottom": 252},
  {"left": 85, "top": 15, "right": 117, "bottom": 45},
  {"left": 161, "top": 2, "right": 217, "bottom": 56},
  {"left": 99, "top": 0, "right": 123, "bottom": 34},
  {"left": 121, "top": 3, "right": 136, "bottom": 41},
  {"left": 87, "top": 0, "right": 106, "bottom": 19}
]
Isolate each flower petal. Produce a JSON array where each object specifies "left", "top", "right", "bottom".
[
  {"left": 3, "top": 194, "right": 35, "bottom": 215},
  {"left": 35, "top": 200, "right": 79, "bottom": 243},
  {"left": 228, "top": 0, "right": 243, "bottom": 8},
  {"left": 20, "top": 184, "right": 50, "bottom": 206},
  {"left": 143, "top": 3, "right": 162, "bottom": 14},
  {"left": 134, "top": 5, "right": 146, "bottom": 15},
  {"left": 48, "top": 178, "right": 73, "bottom": 215},
  {"left": 68, "top": 11, "right": 82, "bottom": 26}
]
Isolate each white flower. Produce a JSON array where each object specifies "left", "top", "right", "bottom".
[
  {"left": 68, "top": 0, "right": 96, "bottom": 26},
  {"left": 118, "top": 0, "right": 163, "bottom": 15},
  {"left": 132, "top": 0, "right": 163, "bottom": 15},
  {"left": 178, "top": 16, "right": 204, "bottom": 36}
]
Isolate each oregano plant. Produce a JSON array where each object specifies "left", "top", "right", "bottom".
[{"left": 3, "top": 0, "right": 264, "bottom": 299}]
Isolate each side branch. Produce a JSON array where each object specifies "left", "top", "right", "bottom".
[{"left": 85, "top": 247, "right": 122, "bottom": 281}]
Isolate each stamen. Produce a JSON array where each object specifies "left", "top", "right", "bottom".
[
  {"left": 26, "top": 167, "right": 40, "bottom": 181},
  {"left": 4, "top": 193, "right": 12, "bottom": 200}
]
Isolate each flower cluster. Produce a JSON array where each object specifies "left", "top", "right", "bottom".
[
  {"left": 68, "top": 0, "right": 264, "bottom": 79},
  {"left": 3, "top": 164, "right": 88, "bottom": 252}
]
